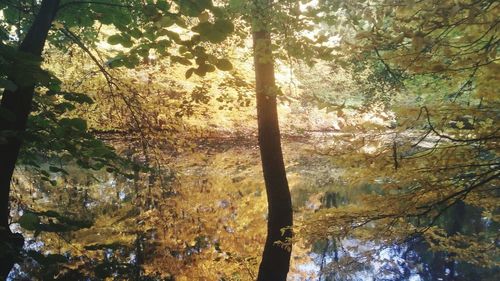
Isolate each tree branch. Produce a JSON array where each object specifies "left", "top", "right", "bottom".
[
  {"left": 58, "top": 1, "right": 133, "bottom": 11},
  {"left": 419, "top": 106, "right": 500, "bottom": 143}
]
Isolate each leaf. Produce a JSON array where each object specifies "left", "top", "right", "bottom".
[
  {"left": 143, "top": 4, "right": 158, "bottom": 17},
  {"left": 198, "top": 11, "right": 210, "bottom": 23},
  {"left": 60, "top": 118, "right": 88, "bottom": 132},
  {"left": 214, "top": 19, "right": 234, "bottom": 34},
  {"left": 156, "top": 1, "right": 170, "bottom": 11},
  {"left": 179, "top": 0, "right": 211, "bottom": 17},
  {"left": 129, "top": 28, "right": 142, "bottom": 39},
  {"left": 107, "top": 34, "right": 133, "bottom": 47},
  {"left": 198, "top": 63, "right": 215, "bottom": 74},
  {"left": 27, "top": 251, "right": 68, "bottom": 266},
  {"left": 107, "top": 34, "right": 122, "bottom": 45},
  {"left": 192, "top": 22, "right": 212, "bottom": 35},
  {"left": 171, "top": 56, "right": 192, "bottom": 66},
  {"left": 19, "top": 212, "right": 40, "bottom": 231},
  {"left": 229, "top": 0, "right": 244, "bottom": 9},
  {"left": 120, "top": 34, "right": 134, "bottom": 48},
  {"left": 158, "top": 15, "right": 175, "bottom": 27},
  {"left": 185, "top": 68, "right": 195, "bottom": 79},
  {"left": 49, "top": 166, "right": 69, "bottom": 175},
  {"left": 54, "top": 102, "right": 76, "bottom": 113},
  {"left": 63, "top": 92, "right": 94, "bottom": 104},
  {"left": 216, "top": 59, "right": 233, "bottom": 71},
  {"left": 206, "top": 30, "right": 226, "bottom": 43}
]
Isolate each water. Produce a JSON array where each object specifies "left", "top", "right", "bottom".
[{"left": 7, "top": 137, "right": 498, "bottom": 280}]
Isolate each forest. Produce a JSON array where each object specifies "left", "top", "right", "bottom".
[{"left": 0, "top": 0, "right": 498, "bottom": 280}]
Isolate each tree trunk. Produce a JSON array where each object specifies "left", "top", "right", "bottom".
[
  {"left": 0, "top": 0, "right": 59, "bottom": 278},
  {"left": 252, "top": 2, "right": 293, "bottom": 280}
]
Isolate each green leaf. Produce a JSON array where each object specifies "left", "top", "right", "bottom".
[
  {"left": 158, "top": 15, "right": 175, "bottom": 27},
  {"left": 143, "top": 4, "right": 158, "bottom": 17},
  {"left": 192, "top": 22, "right": 212, "bottom": 35},
  {"left": 60, "top": 118, "right": 88, "bottom": 132},
  {"left": 47, "top": 80, "right": 62, "bottom": 92},
  {"left": 107, "top": 34, "right": 122, "bottom": 45},
  {"left": 49, "top": 166, "right": 68, "bottom": 175},
  {"left": 107, "top": 56, "right": 126, "bottom": 68},
  {"left": 63, "top": 92, "right": 94, "bottom": 104},
  {"left": 19, "top": 212, "right": 40, "bottom": 231},
  {"left": 123, "top": 55, "right": 140, "bottom": 68},
  {"left": 156, "top": 1, "right": 170, "bottom": 11},
  {"left": 179, "top": 0, "right": 211, "bottom": 17},
  {"left": 129, "top": 28, "right": 143, "bottom": 39},
  {"left": 206, "top": 30, "right": 226, "bottom": 43},
  {"left": 121, "top": 34, "right": 134, "bottom": 48},
  {"left": 214, "top": 19, "right": 234, "bottom": 34},
  {"left": 107, "top": 33, "right": 133, "bottom": 47},
  {"left": 216, "top": 59, "right": 233, "bottom": 71},
  {"left": 229, "top": 0, "right": 244, "bottom": 9},
  {"left": 54, "top": 102, "right": 76, "bottom": 113}
]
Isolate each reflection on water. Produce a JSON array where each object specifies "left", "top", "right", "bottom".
[{"left": 7, "top": 139, "right": 499, "bottom": 280}]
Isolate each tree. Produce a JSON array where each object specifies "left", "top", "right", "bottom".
[
  {"left": 221, "top": 1, "right": 335, "bottom": 278},
  {"left": 251, "top": 0, "right": 293, "bottom": 280},
  {"left": 0, "top": 0, "right": 235, "bottom": 277},
  {"left": 0, "top": 1, "right": 60, "bottom": 276},
  {"left": 299, "top": 0, "right": 499, "bottom": 278}
]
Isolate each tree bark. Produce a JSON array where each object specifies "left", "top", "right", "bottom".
[
  {"left": 0, "top": 0, "right": 59, "bottom": 278},
  {"left": 252, "top": 2, "right": 293, "bottom": 280}
]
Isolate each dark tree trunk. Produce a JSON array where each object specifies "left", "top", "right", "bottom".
[
  {"left": 0, "top": 0, "right": 59, "bottom": 278},
  {"left": 252, "top": 4, "right": 293, "bottom": 280}
]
